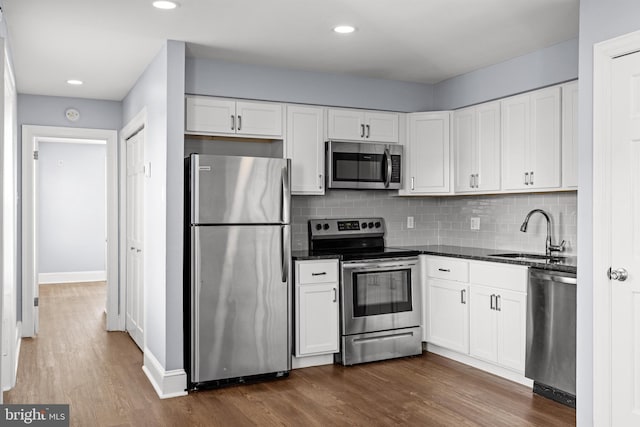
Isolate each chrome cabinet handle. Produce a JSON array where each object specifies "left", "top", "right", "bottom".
[
  {"left": 237, "top": 115, "right": 242, "bottom": 131},
  {"left": 319, "top": 174, "right": 323, "bottom": 189},
  {"left": 411, "top": 177, "right": 415, "bottom": 191},
  {"left": 332, "top": 288, "right": 337, "bottom": 303},
  {"left": 474, "top": 174, "right": 479, "bottom": 188},
  {"left": 608, "top": 267, "right": 629, "bottom": 282},
  {"left": 438, "top": 268, "right": 450, "bottom": 272},
  {"left": 460, "top": 289, "right": 466, "bottom": 304},
  {"left": 311, "top": 272, "right": 327, "bottom": 276},
  {"left": 524, "top": 172, "right": 529, "bottom": 185},
  {"left": 360, "top": 124, "right": 365, "bottom": 138},
  {"left": 366, "top": 124, "right": 370, "bottom": 138},
  {"left": 469, "top": 174, "right": 474, "bottom": 188},
  {"left": 490, "top": 294, "right": 495, "bottom": 310},
  {"left": 231, "top": 115, "right": 235, "bottom": 130},
  {"left": 530, "top": 171, "right": 534, "bottom": 185},
  {"left": 496, "top": 295, "right": 501, "bottom": 311}
]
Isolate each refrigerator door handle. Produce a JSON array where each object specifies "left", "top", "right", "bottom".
[
  {"left": 191, "top": 154, "right": 200, "bottom": 224},
  {"left": 281, "top": 225, "right": 290, "bottom": 283},
  {"left": 281, "top": 159, "right": 291, "bottom": 224},
  {"left": 191, "top": 228, "right": 201, "bottom": 381}
]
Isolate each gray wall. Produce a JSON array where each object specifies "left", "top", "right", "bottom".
[
  {"left": 16, "top": 94, "right": 122, "bottom": 319},
  {"left": 122, "top": 40, "right": 185, "bottom": 371},
  {"left": 293, "top": 192, "right": 577, "bottom": 256},
  {"left": 186, "top": 57, "right": 435, "bottom": 112},
  {"left": 37, "top": 142, "right": 106, "bottom": 273},
  {"left": 433, "top": 38, "right": 579, "bottom": 110},
  {"left": 577, "top": 1, "right": 640, "bottom": 425}
]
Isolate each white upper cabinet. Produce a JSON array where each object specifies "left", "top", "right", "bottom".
[
  {"left": 453, "top": 102, "right": 501, "bottom": 193},
  {"left": 327, "top": 108, "right": 399, "bottom": 143},
  {"left": 185, "top": 95, "right": 283, "bottom": 138},
  {"left": 404, "top": 112, "right": 451, "bottom": 194},
  {"left": 561, "top": 81, "right": 578, "bottom": 189},
  {"left": 501, "top": 86, "right": 561, "bottom": 191},
  {"left": 286, "top": 105, "right": 325, "bottom": 195}
]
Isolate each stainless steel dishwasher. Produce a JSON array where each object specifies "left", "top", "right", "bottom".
[{"left": 525, "top": 268, "right": 576, "bottom": 407}]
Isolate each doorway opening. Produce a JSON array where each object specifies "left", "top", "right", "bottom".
[{"left": 21, "top": 126, "right": 119, "bottom": 336}]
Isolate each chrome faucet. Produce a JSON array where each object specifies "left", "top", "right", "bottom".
[{"left": 520, "top": 209, "right": 566, "bottom": 256}]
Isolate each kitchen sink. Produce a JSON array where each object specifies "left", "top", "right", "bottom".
[{"left": 489, "top": 252, "right": 567, "bottom": 263}]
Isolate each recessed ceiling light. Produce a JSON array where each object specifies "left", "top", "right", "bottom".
[
  {"left": 66, "top": 79, "right": 83, "bottom": 86},
  {"left": 333, "top": 25, "right": 356, "bottom": 34},
  {"left": 152, "top": 1, "right": 178, "bottom": 9}
]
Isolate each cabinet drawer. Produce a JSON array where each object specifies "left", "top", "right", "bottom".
[
  {"left": 469, "top": 261, "right": 528, "bottom": 293},
  {"left": 426, "top": 257, "right": 469, "bottom": 282},
  {"left": 297, "top": 260, "right": 339, "bottom": 284}
]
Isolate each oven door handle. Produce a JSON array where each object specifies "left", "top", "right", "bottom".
[{"left": 343, "top": 262, "right": 417, "bottom": 270}]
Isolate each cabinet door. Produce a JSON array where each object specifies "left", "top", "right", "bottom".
[
  {"left": 496, "top": 289, "right": 527, "bottom": 373},
  {"left": 529, "top": 87, "right": 561, "bottom": 189},
  {"left": 475, "top": 102, "right": 501, "bottom": 192},
  {"left": 296, "top": 282, "right": 339, "bottom": 356},
  {"left": 453, "top": 107, "right": 475, "bottom": 192},
  {"left": 501, "top": 94, "right": 529, "bottom": 190},
  {"left": 427, "top": 279, "right": 469, "bottom": 353},
  {"left": 185, "top": 96, "right": 236, "bottom": 135},
  {"left": 562, "top": 81, "right": 579, "bottom": 189},
  {"left": 327, "top": 109, "right": 364, "bottom": 141},
  {"left": 407, "top": 112, "right": 451, "bottom": 194},
  {"left": 365, "top": 112, "right": 399, "bottom": 143},
  {"left": 469, "top": 285, "right": 498, "bottom": 363},
  {"left": 236, "top": 101, "right": 283, "bottom": 137},
  {"left": 286, "top": 105, "right": 325, "bottom": 195}
]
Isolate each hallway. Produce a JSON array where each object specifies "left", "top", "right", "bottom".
[{"left": 4, "top": 282, "right": 576, "bottom": 426}]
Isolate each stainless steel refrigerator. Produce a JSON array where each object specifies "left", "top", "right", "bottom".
[{"left": 185, "top": 154, "right": 292, "bottom": 389}]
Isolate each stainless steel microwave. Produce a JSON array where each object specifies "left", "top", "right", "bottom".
[{"left": 326, "top": 140, "right": 403, "bottom": 190}]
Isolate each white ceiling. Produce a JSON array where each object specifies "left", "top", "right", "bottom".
[{"left": 3, "top": 0, "right": 579, "bottom": 101}]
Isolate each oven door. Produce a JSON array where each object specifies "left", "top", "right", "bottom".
[
  {"left": 327, "top": 141, "right": 402, "bottom": 190},
  {"left": 341, "top": 257, "right": 420, "bottom": 336}
]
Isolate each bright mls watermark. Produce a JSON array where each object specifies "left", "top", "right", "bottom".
[{"left": 0, "top": 405, "right": 69, "bottom": 426}]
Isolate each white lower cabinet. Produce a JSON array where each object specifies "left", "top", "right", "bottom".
[
  {"left": 295, "top": 260, "right": 339, "bottom": 357},
  {"left": 425, "top": 256, "right": 528, "bottom": 378},
  {"left": 427, "top": 279, "right": 469, "bottom": 354},
  {"left": 469, "top": 285, "right": 527, "bottom": 372}
]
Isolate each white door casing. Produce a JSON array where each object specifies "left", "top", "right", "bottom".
[
  {"left": 21, "top": 126, "right": 119, "bottom": 336},
  {"left": 125, "top": 129, "right": 144, "bottom": 349},
  {"left": 593, "top": 29, "right": 640, "bottom": 426}
]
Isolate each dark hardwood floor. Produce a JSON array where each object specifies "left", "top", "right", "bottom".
[{"left": 4, "top": 282, "right": 576, "bottom": 426}]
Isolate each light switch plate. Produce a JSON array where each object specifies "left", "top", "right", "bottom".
[
  {"left": 470, "top": 217, "right": 480, "bottom": 230},
  {"left": 407, "top": 216, "right": 415, "bottom": 229}
]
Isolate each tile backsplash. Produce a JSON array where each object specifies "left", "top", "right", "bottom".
[{"left": 292, "top": 190, "right": 577, "bottom": 256}]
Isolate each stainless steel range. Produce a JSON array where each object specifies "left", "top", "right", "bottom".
[{"left": 308, "top": 218, "right": 422, "bottom": 365}]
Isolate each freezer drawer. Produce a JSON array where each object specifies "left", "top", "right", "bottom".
[{"left": 190, "top": 225, "right": 292, "bottom": 384}]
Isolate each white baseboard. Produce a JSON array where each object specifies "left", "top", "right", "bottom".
[
  {"left": 142, "top": 348, "right": 188, "bottom": 399},
  {"left": 38, "top": 270, "right": 107, "bottom": 284},
  {"left": 292, "top": 354, "right": 334, "bottom": 369},
  {"left": 425, "top": 343, "right": 533, "bottom": 388}
]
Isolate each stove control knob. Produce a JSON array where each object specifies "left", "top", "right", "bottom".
[
  {"left": 368, "top": 222, "right": 374, "bottom": 228},
  {"left": 323, "top": 223, "right": 330, "bottom": 230},
  {"left": 375, "top": 221, "right": 381, "bottom": 228},
  {"left": 315, "top": 223, "right": 322, "bottom": 231},
  {"left": 362, "top": 222, "right": 368, "bottom": 229}
]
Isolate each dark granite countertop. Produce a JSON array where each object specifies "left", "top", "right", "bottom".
[
  {"left": 291, "top": 250, "right": 341, "bottom": 261},
  {"left": 389, "top": 245, "right": 577, "bottom": 274},
  {"left": 293, "top": 245, "right": 576, "bottom": 274}
]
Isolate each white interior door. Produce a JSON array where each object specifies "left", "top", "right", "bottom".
[
  {"left": 609, "top": 50, "right": 640, "bottom": 426},
  {"left": 125, "top": 129, "right": 144, "bottom": 349}
]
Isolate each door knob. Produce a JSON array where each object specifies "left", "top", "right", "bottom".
[{"left": 608, "top": 267, "right": 628, "bottom": 282}]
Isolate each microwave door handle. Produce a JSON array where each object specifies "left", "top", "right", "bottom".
[{"left": 384, "top": 148, "right": 392, "bottom": 188}]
